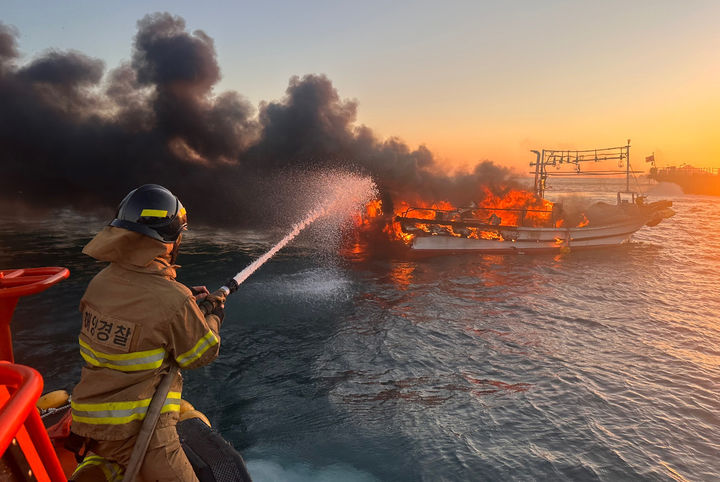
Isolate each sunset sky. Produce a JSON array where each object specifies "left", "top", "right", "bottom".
[{"left": 4, "top": 0, "right": 719, "bottom": 172}]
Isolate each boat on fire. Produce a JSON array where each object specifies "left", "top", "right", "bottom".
[{"left": 397, "top": 142, "right": 675, "bottom": 254}]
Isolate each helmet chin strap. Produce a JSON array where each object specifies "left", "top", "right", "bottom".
[{"left": 169, "top": 238, "right": 181, "bottom": 265}]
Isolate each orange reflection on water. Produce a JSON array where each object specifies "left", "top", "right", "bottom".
[
  {"left": 340, "top": 240, "right": 371, "bottom": 262},
  {"left": 389, "top": 263, "right": 415, "bottom": 289}
]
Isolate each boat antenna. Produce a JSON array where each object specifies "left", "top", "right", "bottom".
[{"left": 626, "top": 139, "right": 631, "bottom": 192}]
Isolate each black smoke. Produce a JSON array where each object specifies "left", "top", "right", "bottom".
[{"left": 0, "top": 13, "right": 523, "bottom": 227}]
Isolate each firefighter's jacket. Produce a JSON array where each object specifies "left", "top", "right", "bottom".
[{"left": 70, "top": 226, "right": 222, "bottom": 441}]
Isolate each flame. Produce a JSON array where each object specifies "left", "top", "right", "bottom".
[
  {"left": 352, "top": 199, "right": 413, "bottom": 244},
  {"left": 354, "top": 199, "right": 382, "bottom": 227},
  {"left": 476, "top": 187, "right": 553, "bottom": 226},
  {"left": 384, "top": 200, "right": 457, "bottom": 244},
  {"left": 577, "top": 214, "right": 589, "bottom": 228},
  {"left": 364, "top": 199, "right": 383, "bottom": 219},
  {"left": 384, "top": 220, "right": 414, "bottom": 244},
  {"left": 351, "top": 186, "right": 597, "bottom": 248}
]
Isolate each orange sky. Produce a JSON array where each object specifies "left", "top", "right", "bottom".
[
  {"left": 284, "top": 2, "right": 720, "bottom": 173},
  {"left": 349, "top": 16, "right": 720, "bottom": 174}
]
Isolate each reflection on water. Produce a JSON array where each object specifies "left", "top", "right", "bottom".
[
  {"left": 387, "top": 262, "right": 415, "bottom": 289},
  {"left": 2, "top": 181, "right": 720, "bottom": 481}
]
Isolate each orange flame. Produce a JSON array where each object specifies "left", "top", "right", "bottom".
[
  {"left": 476, "top": 187, "right": 553, "bottom": 226},
  {"left": 353, "top": 199, "right": 414, "bottom": 244},
  {"left": 353, "top": 187, "right": 579, "bottom": 246}
]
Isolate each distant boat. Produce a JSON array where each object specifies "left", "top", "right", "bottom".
[{"left": 649, "top": 165, "right": 720, "bottom": 196}]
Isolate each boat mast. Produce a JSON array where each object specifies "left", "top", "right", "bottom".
[
  {"left": 531, "top": 150, "right": 542, "bottom": 198},
  {"left": 626, "top": 139, "right": 631, "bottom": 192}
]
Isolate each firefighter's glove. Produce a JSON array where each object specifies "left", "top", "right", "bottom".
[
  {"left": 190, "top": 286, "right": 210, "bottom": 300},
  {"left": 207, "top": 300, "right": 225, "bottom": 323},
  {"left": 198, "top": 290, "right": 226, "bottom": 323}
]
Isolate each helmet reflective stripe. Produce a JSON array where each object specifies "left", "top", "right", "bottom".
[
  {"left": 79, "top": 338, "right": 166, "bottom": 372},
  {"left": 176, "top": 330, "right": 218, "bottom": 367},
  {"left": 71, "top": 392, "right": 182, "bottom": 425},
  {"left": 140, "top": 209, "right": 169, "bottom": 218}
]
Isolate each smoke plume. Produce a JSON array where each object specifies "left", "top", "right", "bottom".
[{"left": 0, "top": 13, "right": 523, "bottom": 227}]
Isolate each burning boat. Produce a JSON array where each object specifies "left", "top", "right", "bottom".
[{"left": 392, "top": 142, "right": 675, "bottom": 254}]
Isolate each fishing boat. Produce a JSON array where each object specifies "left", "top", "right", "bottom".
[
  {"left": 397, "top": 142, "right": 675, "bottom": 254},
  {"left": 0, "top": 267, "right": 252, "bottom": 481}
]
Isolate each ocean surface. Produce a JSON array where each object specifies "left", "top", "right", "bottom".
[{"left": 1, "top": 178, "right": 719, "bottom": 481}]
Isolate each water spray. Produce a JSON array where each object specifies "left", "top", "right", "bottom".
[
  {"left": 198, "top": 173, "right": 377, "bottom": 314},
  {"left": 216, "top": 206, "right": 326, "bottom": 297},
  {"left": 126, "top": 173, "right": 376, "bottom": 481}
]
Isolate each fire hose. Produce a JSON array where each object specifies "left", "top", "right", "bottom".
[
  {"left": 122, "top": 203, "right": 335, "bottom": 480},
  {"left": 196, "top": 278, "right": 240, "bottom": 315},
  {"left": 122, "top": 361, "right": 178, "bottom": 482}
]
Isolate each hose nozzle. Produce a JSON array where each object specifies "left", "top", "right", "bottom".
[{"left": 219, "top": 278, "right": 239, "bottom": 296}]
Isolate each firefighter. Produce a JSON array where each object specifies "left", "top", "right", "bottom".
[{"left": 69, "top": 184, "right": 225, "bottom": 481}]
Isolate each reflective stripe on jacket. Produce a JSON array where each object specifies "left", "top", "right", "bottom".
[
  {"left": 78, "top": 339, "right": 166, "bottom": 372},
  {"left": 72, "top": 454, "right": 124, "bottom": 481},
  {"left": 70, "top": 227, "right": 222, "bottom": 441},
  {"left": 71, "top": 391, "right": 182, "bottom": 425}
]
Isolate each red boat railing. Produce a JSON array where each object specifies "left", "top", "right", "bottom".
[
  {"left": 0, "top": 266, "right": 70, "bottom": 480},
  {"left": 0, "top": 267, "right": 69, "bottom": 362},
  {"left": 0, "top": 361, "right": 66, "bottom": 481}
]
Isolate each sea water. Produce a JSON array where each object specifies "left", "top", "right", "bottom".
[{"left": 2, "top": 177, "right": 719, "bottom": 481}]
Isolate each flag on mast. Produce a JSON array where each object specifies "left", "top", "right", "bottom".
[{"left": 645, "top": 154, "right": 655, "bottom": 164}]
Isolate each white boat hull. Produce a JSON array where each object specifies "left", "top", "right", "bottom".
[{"left": 410, "top": 219, "right": 647, "bottom": 253}]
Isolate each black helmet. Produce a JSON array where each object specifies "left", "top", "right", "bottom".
[{"left": 110, "top": 184, "right": 188, "bottom": 243}]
